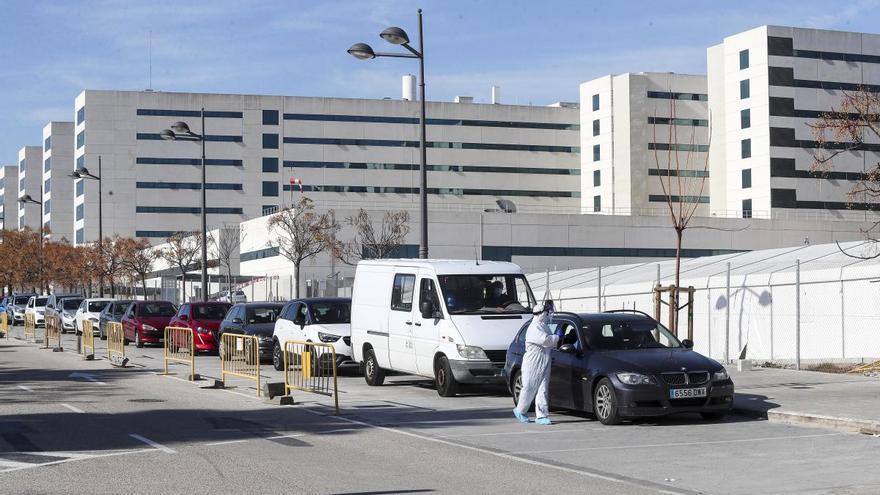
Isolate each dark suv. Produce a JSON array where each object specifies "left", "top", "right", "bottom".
[{"left": 503, "top": 310, "right": 734, "bottom": 425}]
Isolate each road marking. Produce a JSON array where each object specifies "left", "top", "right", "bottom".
[
  {"left": 314, "top": 409, "right": 694, "bottom": 495},
  {"left": 129, "top": 434, "right": 176, "bottom": 454},
  {"left": 17, "top": 385, "right": 33, "bottom": 392},
  {"left": 205, "top": 439, "right": 249, "bottom": 446},
  {"left": 60, "top": 403, "right": 85, "bottom": 414},
  {"left": 0, "top": 448, "right": 154, "bottom": 474},
  {"left": 437, "top": 428, "right": 606, "bottom": 438},
  {"left": 68, "top": 372, "right": 107, "bottom": 385},
  {"left": 513, "top": 432, "right": 844, "bottom": 455},
  {"left": 265, "top": 433, "right": 306, "bottom": 440}
]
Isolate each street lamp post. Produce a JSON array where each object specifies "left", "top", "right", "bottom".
[
  {"left": 72, "top": 156, "right": 102, "bottom": 296},
  {"left": 19, "top": 193, "right": 43, "bottom": 294},
  {"left": 160, "top": 109, "right": 208, "bottom": 301},
  {"left": 349, "top": 9, "right": 429, "bottom": 259}
]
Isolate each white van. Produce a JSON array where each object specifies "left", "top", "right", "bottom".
[{"left": 350, "top": 259, "right": 536, "bottom": 397}]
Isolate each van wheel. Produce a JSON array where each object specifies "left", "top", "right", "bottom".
[
  {"left": 434, "top": 355, "right": 459, "bottom": 397},
  {"left": 363, "top": 348, "right": 385, "bottom": 386}
]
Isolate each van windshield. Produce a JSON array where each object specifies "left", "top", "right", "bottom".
[{"left": 438, "top": 274, "right": 535, "bottom": 314}]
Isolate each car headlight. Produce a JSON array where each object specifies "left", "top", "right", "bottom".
[
  {"left": 616, "top": 372, "right": 655, "bottom": 385},
  {"left": 142, "top": 324, "right": 157, "bottom": 332},
  {"left": 62, "top": 312, "right": 72, "bottom": 318},
  {"left": 456, "top": 344, "right": 488, "bottom": 360},
  {"left": 712, "top": 369, "right": 729, "bottom": 382},
  {"left": 37, "top": 310, "right": 45, "bottom": 315},
  {"left": 318, "top": 332, "right": 341, "bottom": 342},
  {"left": 197, "top": 326, "right": 210, "bottom": 334},
  {"left": 88, "top": 317, "right": 99, "bottom": 322}
]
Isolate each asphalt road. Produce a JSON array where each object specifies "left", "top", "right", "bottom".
[{"left": 3, "top": 325, "right": 880, "bottom": 495}]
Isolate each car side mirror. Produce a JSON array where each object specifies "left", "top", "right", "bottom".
[
  {"left": 681, "top": 339, "right": 694, "bottom": 349},
  {"left": 232, "top": 317, "right": 242, "bottom": 324},
  {"left": 559, "top": 343, "right": 576, "bottom": 354}
]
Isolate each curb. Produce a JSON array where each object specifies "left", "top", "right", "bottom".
[{"left": 732, "top": 406, "right": 880, "bottom": 435}]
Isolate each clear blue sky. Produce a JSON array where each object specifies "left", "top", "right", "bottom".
[{"left": 1, "top": 0, "right": 879, "bottom": 161}]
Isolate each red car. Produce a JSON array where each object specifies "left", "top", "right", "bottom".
[
  {"left": 167, "top": 302, "right": 232, "bottom": 353},
  {"left": 121, "top": 300, "right": 178, "bottom": 348}
]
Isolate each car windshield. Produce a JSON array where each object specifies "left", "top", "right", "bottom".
[
  {"left": 438, "top": 274, "right": 535, "bottom": 315},
  {"left": 63, "top": 299, "right": 84, "bottom": 310},
  {"left": 34, "top": 297, "right": 48, "bottom": 307},
  {"left": 193, "top": 305, "right": 229, "bottom": 320},
  {"left": 112, "top": 302, "right": 133, "bottom": 315},
  {"left": 246, "top": 305, "right": 282, "bottom": 324},
  {"left": 139, "top": 302, "right": 176, "bottom": 317},
  {"left": 88, "top": 301, "right": 110, "bottom": 312},
  {"left": 14, "top": 296, "right": 31, "bottom": 305},
  {"left": 309, "top": 301, "right": 350, "bottom": 324},
  {"left": 583, "top": 319, "right": 681, "bottom": 350}
]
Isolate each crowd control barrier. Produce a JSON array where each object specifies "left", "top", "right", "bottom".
[
  {"left": 283, "top": 340, "right": 339, "bottom": 414},
  {"left": 81, "top": 320, "right": 96, "bottom": 359},
  {"left": 1, "top": 312, "right": 7, "bottom": 339},
  {"left": 106, "top": 322, "right": 127, "bottom": 367},
  {"left": 164, "top": 327, "right": 198, "bottom": 380},
  {"left": 24, "top": 313, "right": 38, "bottom": 343},
  {"left": 45, "top": 315, "right": 61, "bottom": 350},
  {"left": 219, "top": 333, "right": 261, "bottom": 396}
]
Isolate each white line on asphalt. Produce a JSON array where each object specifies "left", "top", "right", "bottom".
[
  {"left": 264, "top": 433, "right": 306, "bottom": 440},
  {"left": 17, "top": 385, "right": 33, "bottom": 392},
  {"left": 437, "top": 428, "right": 606, "bottom": 438},
  {"left": 0, "top": 448, "right": 155, "bottom": 474},
  {"left": 205, "top": 439, "right": 250, "bottom": 446},
  {"left": 513, "top": 432, "right": 845, "bottom": 455},
  {"left": 315, "top": 409, "right": 693, "bottom": 494},
  {"left": 129, "top": 434, "right": 177, "bottom": 454},
  {"left": 60, "top": 403, "right": 85, "bottom": 414}
]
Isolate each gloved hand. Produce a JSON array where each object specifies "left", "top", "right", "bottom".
[{"left": 554, "top": 328, "right": 565, "bottom": 339}]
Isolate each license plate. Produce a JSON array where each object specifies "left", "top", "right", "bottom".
[{"left": 670, "top": 387, "right": 707, "bottom": 399}]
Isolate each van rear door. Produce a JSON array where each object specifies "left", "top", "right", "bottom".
[{"left": 387, "top": 271, "right": 418, "bottom": 374}]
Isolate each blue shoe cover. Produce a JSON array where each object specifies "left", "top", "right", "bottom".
[
  {"left": 536, "top": 417, "right": 552, "bottom": 425},
  {"left": 513, "top": 408, "right": 530, "bottom": 423}
]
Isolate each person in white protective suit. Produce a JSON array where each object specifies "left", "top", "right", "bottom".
[{"left": 513, "top": 300, "right": 561, "bottom": 425}]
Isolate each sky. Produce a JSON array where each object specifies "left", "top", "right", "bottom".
[{"left": 1, "top": 0, "right": 880, "bottom": 161}]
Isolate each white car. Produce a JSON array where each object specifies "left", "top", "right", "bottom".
[
  {"left": 74, "top": 298, "right": 114, "bottom": 335},
  {"left": 219, "top": 290, "right": 247, "bottom": 304},
  {"left": 25, "top": 295, "right": 49, "bottom": 327},
  {"left": 272, "top": 298, "right": 352, "bottom": 371}
]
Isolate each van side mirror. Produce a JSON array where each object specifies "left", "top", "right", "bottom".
[
  {"left": 681, "top": 339, "right": 694, "bottom": 349},
  {"left": 420, "top": 300, "right": 442, "bottom": 319}
]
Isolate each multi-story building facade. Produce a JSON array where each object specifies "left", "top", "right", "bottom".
[
  {"left": 16, "top": 146, "right": 42, "bottom": 230},
  {"left": 0, "top": 166, "right": 18, "bottom": 230},
  {"left": 580, "top": 72, "right": 710, "bottom": 215},
  {"left": 708, "top": 25, "right": 880, "bottom": 220},
  {"left": 42, "top": 122, "right": 75, "bottom": 242},
  {"left": 73, "top": 89, "right": 580, "bottom": 245}
]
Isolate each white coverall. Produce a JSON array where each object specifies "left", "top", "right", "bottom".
[{"left": 515, "top": 309, "right": 560, "bottom": 418}]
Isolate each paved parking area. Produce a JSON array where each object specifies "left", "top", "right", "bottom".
[{"left": 3, "top": 326, "right": 880, "bottom": 494}]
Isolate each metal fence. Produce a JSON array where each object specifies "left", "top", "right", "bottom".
[
  {"left": 283, "top": 340, "right": 339, "bottom": 414},
  {"left": 219, "top": 333, "right": 261, "bottom": 396},
  {"left": 1, "top": 312, "right": 7, "bottom": 339},
  {"left": 81, "top": 320, "right": 96, "bottom": 359},
  {"left": 24, "top": 313, "right": 38, "bottom": 343},
  {"left": 106, "top": 322, "right": 126, "bottom": 367},
  {"left": 45, "top": 315, "right": 61, "bottom": 350},
  {"left": 164, "top": 327, "right": 197, "bottom": 380}
]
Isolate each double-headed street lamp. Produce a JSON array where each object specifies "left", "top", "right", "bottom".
[
  {"left": 71, "top": 156, "right": 103, "bottom": 296},
  {"left": 18, "top": 193, "right": 43, "bottom": 293},
  {"left": 160, "top": 110, "right": 208, "bottom": 301},
  {"left": 348, "top": 9, "right": 429, "bottom": 259}
]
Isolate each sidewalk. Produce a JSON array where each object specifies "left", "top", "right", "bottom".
[{"left": 730, "top": 367, "right": 880, "bottom": 434}]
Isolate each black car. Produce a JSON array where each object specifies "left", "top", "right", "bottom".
[
  {"left": 503, "top": 310, "right": 734, "bottom": 425},
  {"left": 98, "top": 300, "right": 133, "bottom": 340},
  {"left": 217, "top": 302, "right": 284, "bottom": 362}
]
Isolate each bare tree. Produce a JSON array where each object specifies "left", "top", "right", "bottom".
[
  {"left": 267, "top": 196, "right": 339, "bottom": 298},
  {"left": 118, "top": 237, "right": 159, "bottom": 299},
  {"left": 333, "top": 209, "right": 410, "bottom": 265},
  {"left": 215, "top": 224, "right": 247, "bottom": 295},
  {"left": 160, "top": 232, "right": 201, "bottom": 304},
  {"left": 651, "top": 95, "right": 711, "bottom": 334},
  {"left": 810, "top": 87, "right": 880, "bottom": 258}
]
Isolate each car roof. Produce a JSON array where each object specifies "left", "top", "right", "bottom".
[
  {"left": 565, "top": 312, "right": 655, "bottom": 323},
  {"left": 289, "top": 297, "right": 351, "bottom": 304},
  {"left": 239, "top": 302, "right": 284, "bottom": 307},
  {"left": 188, "top": 301, "right": 230, "bottom": 306},
  {"left": 135, "top": 300, "right": 173, "bottom": 305}
]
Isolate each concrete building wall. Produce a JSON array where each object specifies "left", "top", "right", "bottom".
[
  {"left": 16, "top": 146, "right": 42, "bottom": 230},
  {"left": 42, "top": 121, "right": 75, "bottom": 242},
  {"left": 0, "top": 166, "right": 18, "bottom": 230}
]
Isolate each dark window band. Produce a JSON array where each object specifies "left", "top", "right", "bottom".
[
  {"left": 240, "top": 247, "right": 280, "bottom": 262},
  {"left": 136, "top": 182, "right": 243, "bottom": 190},
  {"left": 282, "top": 137, "right": 578, "bottom": 153},
  {"left": 771, "top": 188, "right": 880, "bottom": 211},
  {"left": 137, "top": 133, "right": 243, "bottom": 142},
  {"left": 136, "top": 206, "right": 244, "bottom": 214},
  {"left": 136, "top": 157, "right": 243, "bottom": 166},
  {"left": 648, "top": 143, "right": 709, "bottom": 152},
  {"left": 647, "top": 117, "right": 709, "bottom": 127},
  {"left": 135, "top": 230, "right": 180, "bottom": 238},
  {"left": 137, "top": 109, "right": 243, "bottom": 118},
  {"left": 648, "top": 194, "right": 710, "bottom": 204},
  {"left": 283, "top": 113, "right": 578, "bottom": 130},
  {"left": 282, "top": 160, "right": 578, "bottom": 175},
  {"left": 281, "top": 184, "right": 579, "bottom": 198},
  {"left": 482, "top": 245, "right": 742, "bottom": 262},
  {"left": 646, "top": 91, "right": 708, "bottom": 101},
  {"left": 768, "top": 66, "right": 880, "bottom": 92},
  {"left": 648, "top": 169, "right": 710, "bottom": 178},
  {"left": 768, "top": 36, "right": 880, "bottom": 64}
]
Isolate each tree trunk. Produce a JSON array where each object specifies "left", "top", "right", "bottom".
[
  {"left": 179, "top": 268, "right": 186, "bottom": 304},
  {"left": 673, "top": 228, "right": 683, "bottom": 336},
  {"left": 141, "top": 276, "right": 148, "bottom": 302},
  {"left": 294, "top": 262, "right": 301, "bottom": 299}
]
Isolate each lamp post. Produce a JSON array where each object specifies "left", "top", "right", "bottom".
[
  {"left": 19, "top": 193, "right": 43, "bottom": 294},
  {"left": 160, "top": 110, "right": 208, "bottom": 301},
  {"left": 349, "top": 9, "right": 428, "bottom": 259},
  {"left": 71, "top": 156, "right": 103, "bottom": 296}
]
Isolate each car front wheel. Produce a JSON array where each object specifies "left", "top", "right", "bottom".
[
  {"left": 135, "top": 330, "right": 143, "bottom": 348},
  {"left": 273, "top": 341, "right": 284, "bottom": 371},
  {"left": 593, "top": 378, "right": 621, "bottom": 425}
]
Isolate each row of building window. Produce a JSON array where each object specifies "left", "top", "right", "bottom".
[
  {"left": 647, "top": 117, "right": 709, "bottom": 127},
  {"left": 281, "top": 136, "right": 579, "bottom": 153},
  {"left": 136, "top": 206, "right": 244, "bottom": 214},
  {"left": 44, "top": 158, "right": 50, "bottom": 173},
  {"left": 283, "top": 113, "right": 578, "bottom": 130},
  {"left": 44, "top": 179, "right": 50, "bottom": 193},
  {"left": 44, "top": 136, "right": 51, "bottom": 152},
  {"left": 136, "top": 157, "right": 244, "bottom": 166},
  {"left": 76, "top": 180, "right": 83, "bottom": 197},
  {"left": 647, "top": 194, "right": 710, "bottom": 204},
  {"left": 647, "top": 169, "right": 710, "bottom": 177},
  {"left": 76, "top": 131, "right": 84, "bottom": 149},
  {"left": 647, "top": 143, "right": 710, "bottom": 152},
  {"left": 280, "top": 160, "right": 579, "bottom": 175},
  {"left": 136, "top": 133, "right": 243, "bottom": 143},
  {"left": 135, "top": 182, "right": 244, "bottom": 191},
  {"left": 76, "top": 107, "right": 85, "bottom": 125},
  {"left": 136, "top": 109, "right": 244, "bottom": 118},
  {"left": 646, "top": 91, "right": 708, "bottom": 101},
  {"left": 767, "top": 36, "right": 880, "bottom": 64},
  {"left": 273, "top": 184, "right": 579, "bottom": 198}
]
